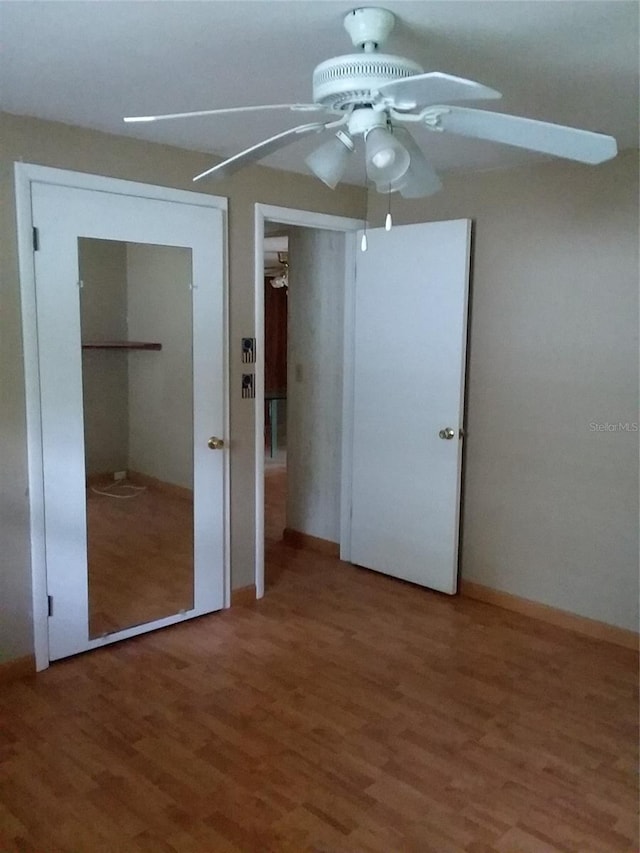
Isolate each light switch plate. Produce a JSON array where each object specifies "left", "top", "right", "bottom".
[
  {"left": 242, "top": 373, "right": 255, "bottom": 399},
  {"left": 242, "top": 337, "right": 256, "bottom": 364}
]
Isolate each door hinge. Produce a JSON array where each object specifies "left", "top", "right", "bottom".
[
  {"left": 47, "top": 595, "right": 53, "bottom": 617},
  {"left": 32, "top": 227, "right": 40, "bottom": 251}
]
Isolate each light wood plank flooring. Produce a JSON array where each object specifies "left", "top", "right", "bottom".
[
  {"left": 265, "top": 464, "right": 287, "bottom": 550},
  {"left": 1, "top": 470, "right": 637, "bottom": 852}
]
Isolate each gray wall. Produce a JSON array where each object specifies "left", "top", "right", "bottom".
[
  {"left": 370, "top": 150, "right": 639, "bottom": 632},
  {"left": 78, "top": 238, "right": 129, "bottom": 476},
  {"left": 127, "top": 244, "right": 193, "bottom": 489},
  {"left": 0, "top": 111, "right": 364, "bottom": 663},
  {"left": 286, "top": 228, "right": 346, "bottom": 542}
]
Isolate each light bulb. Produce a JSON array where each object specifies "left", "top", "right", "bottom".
[
  {"left": 385, "top": 212, "right": 392, "bottom": 231},
  {"left": 361, "top": 232, "right": 368, "bottom": 252},
  {"left": 372, "top": 149, "right": 395, "bottom": 169},
  {"left": 365, "top": 127, "right": 410, "bottom": 185}
]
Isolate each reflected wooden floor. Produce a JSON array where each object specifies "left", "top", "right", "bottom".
[
  {"left": 87, "top": 462, "right": 286, "bottom": 638},
  {"left": 87, "top": 481, "right": 194, "bottom": 638},
  {"left": 0, "top": 472, "right": 638, "bottom": 852}
]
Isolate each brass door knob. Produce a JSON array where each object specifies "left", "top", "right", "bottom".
[
  {"left": 439, "top": 428, "right": 455, "bottom": 440},
  {"left": 208, "top": 436, "right": 225, "bottom": 450}
]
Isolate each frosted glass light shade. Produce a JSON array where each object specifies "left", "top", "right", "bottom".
[
  {"left": 374, "top": 127, "right": 442, "bottom": 199},
  {"left": 365, "top": 127, "right": 410, "bottom": 185},
  {"left": 305, "top": 132, "right": 354, "bottom": 189}
]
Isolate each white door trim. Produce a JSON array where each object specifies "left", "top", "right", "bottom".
[
  {"left": 254, "top": 203, "right": 361, "bottom": 599},
  {"left": 15, "top": 163, "right": 229, "bottom": 671},
  {"left": 339, "top": 232, "right": 359, "bottom": 562}
]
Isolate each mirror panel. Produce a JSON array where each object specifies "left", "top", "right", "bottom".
[{"left": 78, "top": 238, "right": 194, "bottom": 638}]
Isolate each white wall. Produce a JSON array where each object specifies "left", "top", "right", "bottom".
[
  {"left": 369, "top": 150, "right": 639, "bottom": 631},
  {"left": 127, "top": 243, "right": 193, "bottom": 490},
  {"left": 286, "top": 228, "right": 346, "bottom": 542}
]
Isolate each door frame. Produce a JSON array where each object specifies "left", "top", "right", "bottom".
[
  {"left": 15, "top": 163, "right": 230, "bottom": 671},
  {"left": 253, "top": 204, "right": 361, "bottom": 598}
]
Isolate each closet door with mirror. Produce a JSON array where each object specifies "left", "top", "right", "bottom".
[{"left": 31, "top": 181, "right": 227, "bottom": 661}]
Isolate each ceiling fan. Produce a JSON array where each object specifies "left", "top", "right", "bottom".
[{"left": 124, "top": 7, "right": 618, "bottom": 198}]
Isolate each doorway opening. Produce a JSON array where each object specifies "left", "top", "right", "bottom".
[
  {"left": 254, "top": 205, "right": 361, "bottom": 598},
  {"left": 262, "top": 225, "right": 350, "bottom": 571},
  {"left": 263, "top": 229, "right": 289, "bottom": 552},
  {"left": 255, "top": 205, "right": 471, "bottom": 605}
]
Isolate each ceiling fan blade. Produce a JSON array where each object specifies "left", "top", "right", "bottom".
[
  {"left": 392, "top": 128, "right": 443, "bottom": 198},
  {"left": 193, "top": 122, "right": 328, "bottom": 182},
  {"left": 377, "top": 72, "right": 501, "bottom": 111},
  {"left": 124, "top": 103, "right": 331, "bottom": 124},
  {"left": 434, "top": 107, "right": 618, "bottom": 164}
]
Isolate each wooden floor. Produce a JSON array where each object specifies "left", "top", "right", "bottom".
[
  {"left": 265, "top": 464, "right": 287, "bottom": 548},
  {"left": 1, "top": 470, "right": 638, "bottom": 852}
]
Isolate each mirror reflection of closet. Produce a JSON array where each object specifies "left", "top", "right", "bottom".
[{"left": 78, "top": 238, "right": 194, "bottom": 638}]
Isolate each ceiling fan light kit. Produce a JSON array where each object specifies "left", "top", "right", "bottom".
[
  {"left": 365, "top": 125, "right": 410, "bottom": 184},
  {"left": 378, "top": 127, "right": 443, "bottom": 198},
  {"left": 124, "top": 6, "right": 618, "bottom": 205}
]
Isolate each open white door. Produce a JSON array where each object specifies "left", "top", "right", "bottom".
[
  {"left": 342, "top": 219, "right": 471, "bottom": 594},
  {"left": 31, "top": 180, "right": 227, "bottom": 661}
]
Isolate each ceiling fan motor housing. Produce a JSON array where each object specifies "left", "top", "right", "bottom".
[{"left": 312, "top": 54, "right": 423, "bottom": 111}]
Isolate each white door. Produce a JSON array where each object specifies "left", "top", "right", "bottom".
[
  {"left": 343, "top": 219, "right": 471, "bottom": 594},
  {"left": 31, "top": 181, "right": 227, "bottom": 660}
]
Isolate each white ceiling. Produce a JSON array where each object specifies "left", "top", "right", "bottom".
[{"left": 1, "top": 1, "right": 638, "bottom": 185}]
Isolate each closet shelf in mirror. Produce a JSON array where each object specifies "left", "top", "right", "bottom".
[{"left": 81, "top": 341, "right": 162, "bottom": 351}]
